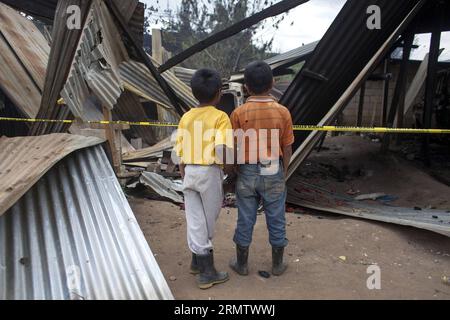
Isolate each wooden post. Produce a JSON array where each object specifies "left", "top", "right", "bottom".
[
  {"left": 152, "top": 28, "right": 173, "bottom": 140},
  {"left": 152, "top": 28, "right": 163, "bottom": 64},
  {"left": 357, "top": 82, "right": 366, "bottom": 127},
  {"left": 103, "top": 106, "right": 123, "bottom": 174},
  {"left": 381, "top": 33, "right": 414, "bottom": 152},
  {"left": 422, "top": 29, "right": 441, "bottom": 166}
]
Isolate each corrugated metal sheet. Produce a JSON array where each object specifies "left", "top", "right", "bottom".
[
  {"left": 0, "top": 0, "right": 58, "bottom": 23},
  {"left": 281, "top": 0, "right": 422, "bottom": 129},
  {"left": 0, "top": 2, "right": 50, "bottom": 118},
  {"left": 30, "top": 0, "right": 92, "bottom": 135},
  {"left": 119, "top": 58, "right": 194, "bottom": 140},
  {"left": 230, "top": 41, "right": 317, "bottom": 83},
  {"left": 0, "top": 0, "right": 139, "bottom": 25},
  {"left": 60, "top": 1, "right": 159, "bottom": 144},
  {"left": 0, "top": 36, "right": 42, "bottom": 118},
  {"left": 114, "top": 91, "right": 157, "bottom": 145},
  {"left": 29, "top": 0, "right": 140, "bottom": 135},
  {"left": 0, "top": 144, "right": 174, "bottom": 300},
  {"left": 265, "top": 40, "right": 318, "bottom": 70},
  {"left": 128, "top": 1, "right": 145, "bottom": 45},
  {"left": 286, "top": 1, "right": 425, "bottom": 179},
  {"left": 288, "top": 179, "right": 450, "bottom": 238},
  {"left": 0, "top": 3, "right": 50, "bottom": 89},
  {"left": 61, "top": 0, "right": 128, "bottom": 114},
  {"left": 173, "top": 66, "right": 196, "bottom": 86},
  {"left": 60, "top": 0, "right": 186, "bottom": 143},
  {"left": 68, "top": 121, "right": 136, "bottom": 154},
  {"left": 123, "top": 137, "right": 173, "bottom": 161},
  {"left": 120, "top": 59, "right": 197, "bottom": 110},
  {"left": 280, "top": 0, "right": 424, "bottom": 178},
  {"left": 0, "top": 134, "right": 104, "bottom": 217},
  {"left": 140, "top": 171, "right": 184, "bottom": 203}
]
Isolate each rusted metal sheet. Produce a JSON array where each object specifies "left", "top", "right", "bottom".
[
  {"left": 288, "top": 179, "right": 450, "bottom": 238},
  {"left": 0, "top": 2, "right": 50, "bottom": 89},
  {"left": 0, "top": 2, "right": 50, "bottom": 118},
  {"left": 0, "top": 36, "right": 42, "bottom": 118},
  {"left": 0, "top": 144, "right": 174, "bottom": 300},
  {"left": 0, "top": 134, "right": 104, "bottom": 217},
  {"left": 30, "top": 0, "right": 93, "bottom": 135}
]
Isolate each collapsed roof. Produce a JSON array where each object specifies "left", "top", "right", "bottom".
[
  {"left": 0, "top": 0, "right": 196, "bottom": 142},
  {"left": 0, "top": 134, "right": 173, "bottom": 300}
]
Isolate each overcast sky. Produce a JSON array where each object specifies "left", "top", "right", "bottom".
[
  {"left": 143, "top": 0, "right": 345, "bottom": 53},
  {"left": 143, "top": 0, "right": 450, "bottom": 60}
]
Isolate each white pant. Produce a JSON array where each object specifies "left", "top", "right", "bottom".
[{"left": 183, "top": 165, "right": 224, "bottom": 255}]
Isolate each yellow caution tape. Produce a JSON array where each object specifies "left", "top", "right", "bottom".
[
  {"left": 1, "top": 117, "right": 449, "bottom": 134},
  {"left": 292, "top": 125, "right": 450, "bottom": 134}
]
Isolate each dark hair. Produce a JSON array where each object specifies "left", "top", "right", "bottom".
[
  {"left": 244, "top": 61, "right": 273, "bottom": 94},
  {"left": 190, "top": 68, "right": 222, "bottom": 103}
]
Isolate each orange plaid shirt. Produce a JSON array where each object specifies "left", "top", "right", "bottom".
[{"left": 230, "top": 96, "right": 294, "bottom": 164}]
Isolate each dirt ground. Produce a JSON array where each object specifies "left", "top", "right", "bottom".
[{"left": 129, "top": 135, "right": 450, "bottom": 300}]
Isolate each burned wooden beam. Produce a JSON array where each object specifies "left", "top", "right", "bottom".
[
  {"left": 422, "top": 29, "right": 441, "bottom": 166},
  {"left": 158, "top": 0, "right": 310, "bottom": 73},
  {"left": 357, "top": 81, "right": 366, "bottom": 127},
  {"left": 381, "top": 32, "right": 414, "bottom": 151},
  {"left": 382, "top": 59, "right": 391, "bottom": 127}
]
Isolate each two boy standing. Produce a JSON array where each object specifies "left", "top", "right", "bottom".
[{"left": 175, "top": 62, "right": 294, "bottom": 289}]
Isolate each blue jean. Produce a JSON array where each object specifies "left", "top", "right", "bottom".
[{"left": 233, "top": 162, "right": 288, "bottom": 248}]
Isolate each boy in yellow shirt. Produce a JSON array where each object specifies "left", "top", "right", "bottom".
[{"left": 175, "top": 68, "right": 233, "bottom": 289}]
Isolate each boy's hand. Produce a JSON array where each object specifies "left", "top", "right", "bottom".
[
  {"left": 179, "top": 163, "right": 186, "bottom": 180},
  {"left": 223, "top": 164, "right": 235, "bottom": 177}
]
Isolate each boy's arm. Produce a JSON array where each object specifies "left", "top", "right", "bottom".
[
  {"left": 281, "top": 108, "right": 295, "bottom": 178},
  {"left": 230, "top": 111, "right": 240, "bottom": 173},
  {"left": 175, "top": 117, "right": 185, "bottom": 178},
  {"left": 215, "top": 113, "right": 234, "bottom": 173},
  {"left": 215, "top": 144, "right": 234, "bottom": 175}
]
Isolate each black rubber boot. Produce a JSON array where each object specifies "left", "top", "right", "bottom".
[
  {"left": 196, "top": 250, "right": 229, "bottom": 290},
  {"left": 190, "top": 253, "right": 200, "bottom": 275},
  {"left": 229, "top": 245, "right": 249, "bottom": 276},
  {"left": 272, "top": 247, "right": 288, "bottom": 276}
]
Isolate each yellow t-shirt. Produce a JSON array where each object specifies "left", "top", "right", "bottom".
[{"left": 175, "top": 106, "right": 233, "bottom": 165}]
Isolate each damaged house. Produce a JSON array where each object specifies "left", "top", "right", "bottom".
[{"left": 0, "top": 0, "right": 450, "bottom": 300}]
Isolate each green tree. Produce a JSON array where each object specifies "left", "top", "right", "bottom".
[{"left": 146, "top": 0, "right": 285, "bottom": 77}]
